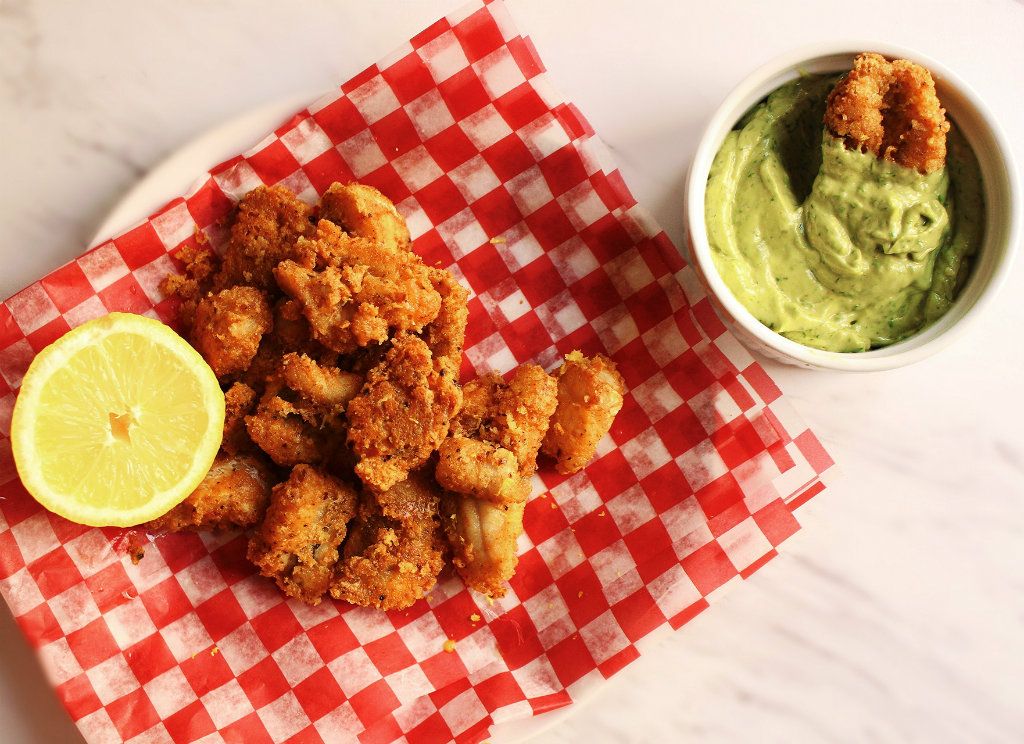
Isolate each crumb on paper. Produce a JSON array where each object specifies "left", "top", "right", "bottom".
[
  {"left": 598, "top": 511, "right": 605, "bottom": 517},
  {"left": 577, "top": 591, "right": 583, "bottom": 599},
  {"left": 443, "top": 639, "right": 457, "bottom": 653},
  {"left": 470, "top": 613, "right": 481, "bottom": 622},
  {"left": 489, "top": 236, "right": 506, "bottom": 244},
  {"left": 211, "top": 646, "right": 219, "bottom": 656},
  {"left": 550, "top": 502, "right": 558, "bottom": 509}
]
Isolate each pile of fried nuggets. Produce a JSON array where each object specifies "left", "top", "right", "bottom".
[{"left": 146, "top": 182, "right": 625, "bottom": 609}]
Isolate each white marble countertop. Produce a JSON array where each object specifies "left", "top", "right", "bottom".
[{"left": 2, "top": 1, "right": 1023, "bottom": 741}]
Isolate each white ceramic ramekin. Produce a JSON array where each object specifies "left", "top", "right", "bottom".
[{"left": 683, "top": 42, "right": 1020, "bottom": 371}]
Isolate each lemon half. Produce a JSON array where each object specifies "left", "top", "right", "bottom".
[{"left": 11, "top": 312, "right": 224, "bottom": 527}]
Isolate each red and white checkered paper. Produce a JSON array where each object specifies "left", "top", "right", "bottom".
[{"left": 0, "top": 1, "right": 835, "bottom": 742}]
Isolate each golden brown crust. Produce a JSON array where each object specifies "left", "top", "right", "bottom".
[
  {"left": 452, "top": 365, "right": 558, "bottom": 477},
  {"left": 191, "top": 286, "right": 272, "bottom": 379},
  {"left": 159, "top": 243, "right": 220, "bottom": 333},
  {"left": 280, "top": 353, "right": 362, "bottom": 412},
  {"left": 435, "top": 364, "right": 556, "bottom": 598},
  {"left": 435, "top": 435, "right": 529, "bottom": 504},
  {"left": 825, "top": 52, "right": 949, "bottom": 174},
  {"left": 331, "top": 471, "right": 446, "bottom": 610},
  {"left": 440, "top": 492, "right": 524, "bottom": 599},
  {"left": 145, "top": 453, "right": 273, "bottom": 533},
  {"left": 346, "top": 334, "right": 462, "bottom": 493},
  {"left": 154, "top": 180, "right": 495, "bottom": 609},
  {"left": 541, "top": 352, "right": 626, "bottom": 474},
  {"left": 319, "top": 182, "right": 411, "bottom": 252},
  {"left": 423, "top": 268, "right": 469, "bottom": 379},
  {"left": 245, "top": 391, "right": 329, "bottom": 467},
  {"left": 274, "top": 220, "right": 441, "bottom": 353},
  {"left": 248, "top": 465, "right": 358, "bottom": 605},
  {"left": 216, "top": 185, "right": 316, "bottom": 290},
  {"left": 222, "top": 382, "right": 259, "bottom": 455},
  {"left": 239, "top": 299, "right": 338, "bottom": 395}
]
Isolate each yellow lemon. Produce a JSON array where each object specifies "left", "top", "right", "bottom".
[{"left": 11, "top": 312, "right": 224, "bottom": 527}]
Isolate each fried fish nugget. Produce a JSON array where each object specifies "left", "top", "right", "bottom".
[
  {"left": 439, "top": 365, "right": 556, "bottom": 508},
  {"left": 346, "top": 334, "right": 461, "bottom": 493},
  {"left": 435, "top": 436, "right": 529, "bottom": 503},
  {"left": 245, "top": 393, "right": 327, "bottom": 467},
  {"left": 270, "top": 298, "right": 316, "bottom": 353},
  {"left": 825, "top": 52, "right": 949, "bottom": 174},
  {"left": 331, "top": 471, "right": 446, "bottom": 610},
  {"left": 423, "top": 268, "right": 469, "bottom": 378},
  {"left": 191, "top": 286, "right": 272, "bottom": 378},
  {"left": 454, "top": 365, "right": 558, "bottom": 477},
  {"left": 145, "top": 452, "right": 273, "bottom": 533},
  {"left": 451, "top": 374, "right": 501, "bottom": 437},
  {"left": 441, "top": 492, "right": 524, "bottom": 599},
  {"left": 274, "top": 220, "right": 441, "bottom": 353},
  {"left": 319, "top": 182, "right": 411, "bottom": 251},
  {"left": 496, "top": 365, "right": 559, "bottom": 476},
  {"left": 542, "top": 351, "right": 625, "bottom": 475},
  {"left": 280, "top": 353, "right": 362, "bottom": 411},
  {"left": 223, "top": 382, "right": 258, "bottom": 455},
  {"left": 436, "top": 365, "right": 555, "bottom": 597},
  {"left": 248, "top": 465, "right": 358, "bottom": 605},
  {"left": 216, "top": 185, "right": 315, "bottom": 290}
]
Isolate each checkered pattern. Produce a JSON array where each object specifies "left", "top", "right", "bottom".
[{"left": 0, "top": 1, "right": 835, "bottom": 742}]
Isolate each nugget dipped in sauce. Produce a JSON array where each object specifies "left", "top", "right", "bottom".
[{"left": 825, "top": 52, "right": 949, "bottom": 174}]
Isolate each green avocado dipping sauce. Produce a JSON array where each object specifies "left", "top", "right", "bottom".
[{"left": 705, "top": 74, "right": 985, "bottom": 352}]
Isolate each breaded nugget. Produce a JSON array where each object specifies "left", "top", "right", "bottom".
[
  {"left": 245, "top": 393, "right": 328, "bottom": 467},
  {"left": 319, "top": 182, "right": 411, "bottom": 252},
  {"left": 439, "top": 366, "right": 556, "bottom": 505},
  {"left": 452, "top": 374, "right": 501, "bottom": 436},
  {"left": 825, "top": 52, "right": 949, "bottom": 174},
  {"left": 346, "top": 334, "right": 461, "bottom": 493},
  {"left": 541, "top": 351, "right": 625, "bottom": 474},
  {"left": 222, "top": 382, "right": 258, "bottom": 455},
  {"left": 495, "top": 365, "right": 559, "bottom": 476},
  {"left": 281, "top": 353, "right": 362, "bottom": 412},
  {"left": 441, "top": 492, "right": 524, "bottom": 599},
  {"left": 436, "top": 365, "right": 556, "bottom": 597},
  {"left": 216, "top": 185, "right": 315, "bottom": 290},
  {"left": 423, "top": 268, "right": 469, "bottom": 378},
  {"left": 274, "top": 220, "right": 441, "bottom": 353},
  {"left": 248, "top": 465, "right": 358, "bottom": 605},
  {"left": 146, "top": 452, "right": 272, "bottom": 532},
  {"left": 191, "top": 286, "right": 272, "bottom": 378},
  {"left": 453, "top": 365, "right": 558, "bottom": 477},
  {"left": 435, "top": 436, "right": 529, "bottom": 503},
  {"left": 331, "top": 471, "right": 446, "bottom": 610}
]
